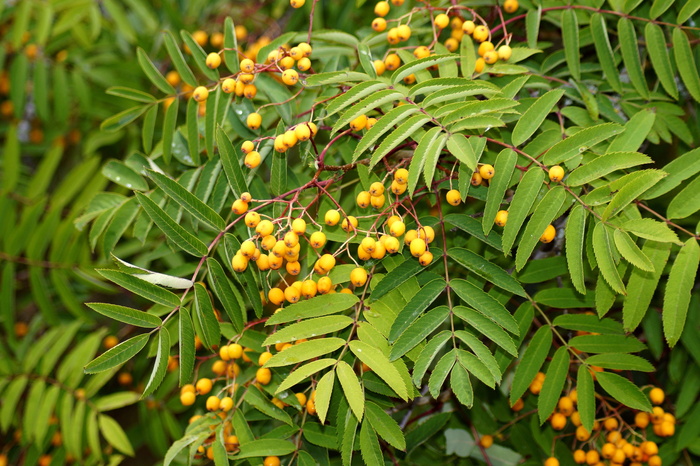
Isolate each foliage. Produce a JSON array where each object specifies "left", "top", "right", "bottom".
[{"left": 2, "top": 0, "right": 700, "bottom": 465}]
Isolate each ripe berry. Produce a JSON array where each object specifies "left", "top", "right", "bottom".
[
  {"left": 341, "top": 216, "right": 359, "bottom": 232},
  {"left": 414, "top": 46, "right": 431, "bottom": 59},
  {"left": 295, "top": 124, "right": 311, "bottom": 141},
  {"left": 444, "top": 38, "right": 459, "bottom": 52},
  {"left": 350, "top": 267, "right": 368, "bottom": 287},
  {"left": 325, "top": 209, "right": 340, "bottom": 226},
  {"left": 361, "top": 237, "right": 376, "bottom": 253},
  {"left": 290, "top": 0, "right": 305, "bottom": 7},
  {"left": 635, "top": 411, "right": 650, "bottom": 428},
  {"left": 284, "top": 285, "right": 301, "bottom": 302},
  {"left": 372, "top": 17, "right": 387, "bottom": 32},
  {"left": 166, "top": 70, "right": 181, "bottom": 87},
  {"left": 388, "top": 29, "right": 400, "bottom": 45},
  {"left": 374, "top": 60, "right": 386, "bottom": 75},
  {"left": 309, "top": 231, "right": 327, "bottom": 248},
  {"left": 256, "top": 367, "right": 272, "bottom": 385},
  {"left": 206, "top": 396, "right": 221, "bottom": 411},
  {"left": 237, "top": 58, "right": 254, "bottom": 74},
  {"left": 274, "top": 135, "right": 287, "bottom": 153},
  {"left": 366, "top": 117, "right": 377, "bottom": 129},
  {"left": 483, "top": 51, "right": 498, "bottom": 65},
  {"left": 410, "top": 238, "right": 427, "bottom": 257},
  {"left": 419, "top": 251, "right": 433, "bottom": 266},
  {"left": 317, "top": 276, "right": 332, "bottom": 294},
  {"left": 446, "top": 189, "right": 461, "bottom": 206},
  {"left": 551, "top": 412, "right": 567, "bottom": 430},
  {"left": 540, "top": 224, "right": 556, "bottom": 243},
  {"left": 350, "top": 114, "right": 368, "bottom": 131},
  {"left": 317, "top": 254, "right": 336, "bottom": 273},
  {"left": 240, "top": 73, "right": 255, "bottom": 84},
  {"left": 498, "top": 45, "right": 512, "bottom": 61},
  {"left": 473, "top": 25, "right": 489, "bottom": 42},
  {"left": 298, "top": 42, "right": 313, "bottom": 57},
  {"left": 649, "top": 387, "right": 665, "bottom": 405},
  {"left": 282, "top": 69, "right": 299, "bottom": 86},
  {"left": 268, "top": 288, "right": 285, "bottom": 306},
  {"left": 297, "top": 57, "right": 312, "bottom": 71},
  {"left": 434, "top": 14, "right": 449, "bottom": 29},
  {"left": 370, "top": 194, "right": 386, "bottom": 208},
  {"left": 241, "top": 140, "right": 255, "bottom": 153},
  {"left": 573, "top": 451, "right": 586, "bottom": 465},
  {"left": 474, "top": 57, "right": 486, "bottom": 73},
  {"left": 193, "top": 86, "right": 209, "bottom": 102},
  {"left": 384, "top": 54, "right": 401, "bottom": 71},
  {"left": 575, "top": 425, "right": 591, "bottom": 441},
  {"left": 384, "top": 236, "right": 400, "bottom": 253},
  {"left": 503, "top": 0, "right": 519, "bottom": 14},
  {"left": 478, "top": 41, "right": 495, "bottom": 57},
  {"left": 462, "top": 20, "right": 476, "bottom": 35},
  {"left": 394, "top": 168, "right": 409, "bottom": 184},
  {"left": 195, "top": 378, "right": 213, "bottom": 395},
  {"left": 397, "top": 24, "right": 411, "bottom": 41},
  {"left": 374, "top": 1, "right": 390, "bottom": 17},
  {"left": 494, "top": 210, "right": 508, "bottom": 227},
  {"left": 479, "top": 435, "right": 493, "bottom": 449},
  {"left": 243, "top": 84, "right": 257, "bottom": 99},
  {"left": 549, "top": 165, "right": 565, "bottom": 183},
  {"left": 403, "top": 74, "right": 416, "bottom": 85},
  {"left": 103, "top": 335, "right": 119, "bottom": 349},
  {"left": 205, "top": 53, "right": 221, "bottom": 69},
  {"left": 245, "top": 151, "right": 261, "bottom": 168},
  {"left": 479, "top": 164, "right": 495, "bottom": 180},
  {"left": 180, "top": 391, "right": 196, "bottom": 406},
  {"left": 232, "top": 254, "right": 249, "bottom": 272},
  {"left": 544, "top": 458, "right": 559, "bottom": 466},
  {"left": 247, "top": 112, "right": 262, "bottom": 130},
  {"left": 391, "top": 180, "right": 407, "bottom": 194},
  {"left": 471, "top": 172, "right": 483, "bottom": 186},
  {"left": 306, "top": 399, "right": 317, "bottom": 415},
  {"left": 283, "top": 130, "right": 298, "bottom": 148},
  {"left": 256, "top": 220, "right": 274, "bottom": 237}
]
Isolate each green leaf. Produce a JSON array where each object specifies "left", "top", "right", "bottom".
[
  {"left": 97, "top": 269, "right": 180, "bottom": 307},
  {"left": 164, "top": 435, "right": 209, "bottom": 466},
  {"left": 332, "top": 89, "right": 403, "bottom": 134},
  {"left": 454, "top": 331, "right": 501, "bottom": 383},
  {"left": 388, "top": 278, "right": 446, "bottom": 342},
  {"left": 270, "top": 151, "right": 287, "bottom": 197},
  {"left": 193, "top": 283, "right": 220, "bottom": 350},
  {"left": 244, "top": 385, "right": 293, "bottom": 426},
  {"left": 593, "top": 222, "right": 626, "bottom": 294},
  {"left": 623, "top": 218, "right": 680, "bottom": 244},
  {"left": 567, "top": 152, "right": 652, "bottom": 186},
  {"left": 553, "top": 314, "right": 623, "bottom": 334},
  {"left": 233, "top": 439, "right": 296, "bottom": 459},
  {"left": 577, "top": 365, "right": 595, "bottom": 433},
  {"left": 602, "top": 170, "right": 667, "bottom": 220},
  {"left": 446, "top": 133, "right": 477, "bottom": 172},
  {"left": 650, "top": 0, "right": 675, "bottom": 18},
  {"left": 349, "top": 341, "right": 408, "bottom": 400},
  {"left": 623, "top": 241, "right": 672, "bottom": 331},
  {"left": 483, "top": 149, "right": 517, "bottom": 235},
  {"left": 502, "top": 168, "right": 544, "bottom": 254},
  {"left": 142, "top": 105, "right": 157, "bottom": 154},
  {"left": 512, "top": 89, "right": 565, "bottom": 147},
  {"left": 607, "top": 108, "right": 656, "bottom": 154},
  {"left": 359, "top": 421, "right": 382, "bottom": 465},
  {"left": 371, "top": 253, "right": 440, "bottom": 300},
  {"left": 337, "top": 361, "right": 364, "bottom": 421},
  {"left": 392, "top": 54, "right": 458, "bottom": 84},
  {"left": 643, "top": 147, "right": 700, "bottom": 199},
  {"left": 142, "top": 328, "right": 170, "bottom": 397},
  {"left": 596, "top": 372, "right": 652, "bottom": 412},
  {"left": 223, "top": 17, "right": 240, "bottom": 73},
  {"left": 407, "top": 127, "right": 442, "bottom": 197},
  {"left": 457, "top": 349, "right": 495, "bottom": 388},
  {"left": 276, "top": 359, "right": 336, "bottom": 394},
  {"left": 542, "top": 123, "right": 624, "bottom": 165},
  {"left": 619, "top": 18, "right": 649, "bottom": 98},
  {"left": 515, "top": 186, "right": 567, "bottom": 271},
  {"left": 614, "top": 229, "right": 654, "bottom": 271},
  {"left": 538, "top": 347, "right": 570, "bottom": 424},
  {"left": 667, "top": 175, "right": 700, "bottom": 219},
  {"left": 266, "top": 293, "right": 359, "bottom": 325},
  {"left": 148, "top": 170, "right": 225, "bottom": 230},
  {"left": 315, "top": 369, "right": 335, "bottom": 424},
  {"left": 509, "top": 325, "right": 552, "bottom": 405},
  {"left": 673, "top": 28, "right": 700, "bottom": 102},
  {"left": 453, "top": 307, "right": 518, "bottom": 356},
  {"left": 460, "top": 34, "right": 477, "bottom": 76},
  {"left": 179, "top": 308, "right": 195, "bottom": 385},
  {"left": 365, "top": 402, "right": 405, "bottom": 450},
  {"left": 644, "top": 23, "right": 678, "bottom": 99},
  {"left": 84, "top": 334, "right": 149, "bottom": 373},
  {"left": 186, "top": 98, "right": 200, "bottom": 165},
  {"left": 180, "top": 30, "right": 219, "bottom": 82},
  {"left": 449, "top": 248, "right": 526, "bottom": 297},
  {"left": 354, "top": 105, "right": 419, "bottom": 159},
  {"left": 163, "top": 30, "right": 197, "bottom": 87},
  {"left": 264, "top": 338, "right": 345, "bottom": 368},
  {"left": 569, "top": 334, "right": 646, "bottom": 353},
  {"left": 565, "top": 205, "right": 587, "bottom": 294},
  {"left": 264, "top": 316, "right": 353, "bottom": 347},
  {"left": 584, "top": 354, "right": 654, "bottom": 372},
  {"left": 1, "top": 377, "right": 27, "bottom": 431},
  {"left": 368, "top": 115, "right": 432, "bottom": 168},
  {"left": 678, "top": 0, "right": 700, "bottom": 24},
  {"left": 429, "top": 350, "right": 456, "bottom": 397},
  {"left": 561, "top": 9, "right": 580, "bottom": 81},
  {"left": 526, "top": 7, "right": 541, "bottom": 48},
  {"left": 101, "top": 105, "right": 149, "bottom": 132},
  {"left": 451, "top": 363, "right": 474, "bottom": 408},
  {"left": 535, "top": 287, "right": 595, "bottom": 308},
  {"left": 412, "top": 331, "right": 451, "bottom": 387},
  {"left": 86, "top": 303, "right": 161, "bottom": 328},
  {"left": 590, "top": 14, "right": 623, "bottom": 93},
  {"left": 99, "top": 414, "right": 134, "bottom": 456},
  {"left": 137, "top": 48, "right": 176, "bottom": 94},
  {"left": 451, "top": 279, "right": 519, "bottom": 335},
  {"left": 207, "top": 258, "right": 244, "bottom": 333},
  {"left": 217, "top": 126, "right": 248, "bottom": 197},
  {"left": 134, "top": 192, "right": 208, "bottom": 256},
  {"left": 420, "top": 131, "right": 448, "bottom": 195},
  {"left": 390, "top": 306, "right": 450, "bottom": 360},
  {"left": 663, "top": 238, "right": 700, "bottom": 347},
  {"left": 161, "top": 97, "right": 179, "bottom": 165},
  {"left": 326, "top": 81, "right": 387, "bottom": 117}
]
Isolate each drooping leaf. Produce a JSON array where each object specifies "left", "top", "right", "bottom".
[
  {"left": 567, "top": 152, "right": 652, "bottom": 186},
  {"left": 509, "top": 325, "right": 552, "bottom": 405},
  {"left": 264, "top": 316, "right": 354, "bottom": 347},
  {"left": 592, "top": 222, "right": 626, "bottom": 295},
  {"left": 577, "top": 365, "right": 595, "bottom": 433},
  {"left": 137, "top": 48, "right": 176, "bottom": 94},
  {"left": 86, "top": 303, "right": 161, "bottom": 328},
  {"left": 512, "top": 89, "right": 565, "bottom": 147},
  {"left": 365, "top": 401, "right": 405, "bottom": 450},
  {"left": 569, "top": 334, "right": 646, "bottom": 353},
  {"left": 542, "top": 123, "right": 624, "bottom": 165},
  {"left": 483, "top": 149, "right": 517, "bottom": 235},
  {"left": 584, "top": 354, "right": 654, "bottom": 372},
  {"left": 644, "top": 23, "right": 678, "bottom": 99},
  {"left": 264, "top": 338, "right": 345, "bottom": 368},
  {"left": 602, "top": 170, "right": 667, "bottom": 220},
  {"left": 337, "top": 361, "right": 364, "bottom": 421},
  {"left": 451, "top": 279, "right": 519, "bottom": 335},
  {"left": 673, "top": 28, "right": 700, "bottom": 103},
  {"left": 142, "top": 327, "right": 170, "bottom": 398},
  {"left": 596, "top": 371, "right": 652, "bottom": 412},
  {"left": 623, "top": 241, "right": 672, "bottom": 331},
  {"left": 663, "top": 238, "right": 700, "bottom": 347},
  {"left": 502, "top": 168, "right": 544, "bottom": 254},
  {"left": 449, "top": 248, "right": 525, "bottom": 297},
  {"left": 349, "top": 341, "right": 408, "bottom": 400},
  {"left": 388, "top": 277, "right": 446, "bottom": 343},
  {"left": 453, "top": 307, "right": 518, "bottom": 356},
  {"left": 193, "top": 282, "right": 221, "bottom": 350},
  {"left": 667, "top": 175, "right": 700, "bottom": 219},
  {"left": 561, "top": 9, "right": 580, "bottom": 81},
  {"left": 613, "top": 229, "right": 654, "bottom": 271},
  {"left": 266, "top": 293, "right": 359, "bottom": 325},
  {"left": 538, "top": 347, "right": 570, "bottom": 424},
  {"left": 515, "top": 186, "right": 567, "bottom": 271},
  {"left": 390, "top": 306, "right": 450, "bottom": 360},
  {"left": 179, "top": 308, "right": 195, "bottom": 385},
  {"left": 618, "top": 18, "right": 649, "bottom": 98},
  {"left": 84, "top": 334, "right": 149, "bottom": 373},
  {"left": 590, "top": 14, "right": 623, "bottom": 93},
  {"left": 99, "top": 414, "right": 135, "bottom": 456},
  {"left": 412, "top": 331, "right": 452, "bottom": 387},
  {"left": 276, "top": 359, "right": 336, "bottom": 394}
]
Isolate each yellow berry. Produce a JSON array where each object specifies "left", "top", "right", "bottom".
[
  {"left": 317, "top": 276, "right": 333, "bottom": 294},
  {"left": 479, "top": 435, "right": 493, "bottom": 449},
  {"left": 544, "top": 458, "right": 559, "bottom": 466},
  {"left": 256, "top": 367, "right": 272, "bottom": 385},
  {"left": 483, "top": 51, "right": 498, "bottom": 65},
  {"left": 434, "top": 14, "right": 450, "bottom": 29},
  {"left": 205, "top": 53, "right": 221, "bottom": 69},
  {"left": 374, "top": 1, "right": 390, "bottom": 17},
  {"left": 245, "top": 151, "right": 261, "bottom": 169},
  {"left": 206, "top": 395, "right": 221, "bottom": 411},
  {"left": 341, "top": 216, "right": 358, "bottom": 232},
  {"left": 474, "top": 57, "right": 486, "bottom": 73},
  {"left": 494, "top": 210, "right": 508, "bottom": 227},
  {"left": 409, "top": 238, "right": 427, "bottom": 257},
  {"left": 503, "top": 0, "right": 519, "bottom": 14},
  {"left": 193, "top": 86, "right": 209, "bottom": 102},
  {"left": 385, "top": 54, "right": 401, "bottom": 71},
  {"left": 374, "top": 60, "right": 386, "bottom": 75},
  {"left": 372, "top": 17, "right": 387, "bottom": 32},
  {"left": 282, "top": 69, "right": 299, "bottom": 86},
  {"left": 350, "top": 114, "right": 368, "bottom": 132},
  {"left": 394, "top": 168, "right": 409, "bottom": 184},
  {"left": 446, "top": 189, "right": 461, "bottom": 206},
  {"left": 419, "top": 251, "right": 433, "bottom": 266},
  {"left": 268, "top": 288, "right": 285, "bottom": 306},
  {"left": 297, "top": 56, "right": 312, "bottom": 71},
  {"left": 444, "top": 38, "right": 459, "bottom": 52},
  {"left": 473, "top": 25, "right": 489, "bottom": 42},
  {"left": 498, "top": 45, "right": 512, "bottom": 61},
  {"left": 247, "top": 112, "right": 262, "bottom": 130},
  {"left": 317, "top": 254, "right": 336, "bottom": 273},
  {"left": 414, "top": 46, "right": 431, "bottom": 59},
  {"left": 551, "top": 412, "right": 567, "bottom": 430},
  {"left": 478, "top": 41, "right": 495, "bottom": 57},
  {"left": 462, "top": 20, "right": 476, "bottom": 35},
  {"left": 649, "top": 387, "right": 665, "bottom": 405},
  {"left": 350, "top": 267, "right": 368, "bottom": 287},
  {"left": 479, "top": 164, "right": 495, "bottom": 180},
  {"left": 540, "top": 224, "right": 556, "bottom": 243},
  {"left": 325, "top": 209, "right": 340, "bottom": 226},
  {"left": 549, "top": 165, "right": 565, "bottom": 183},
  {"left": 397, "top": 24, "right": 411, "bottom": 41},
  {"left": 295, "top": 124, "right": 311, "bottom": 142},
  {"left": 195, "top": 378, "right": 213, "bottom": 395},
  {"left": 180, "top": 391, "right": 196, "bottom": 406},
  {"left": 290, "top": 0, "right": 305, "bottom": 7},
  {"left": 241, "top": 140, "right": 255, "bottom": 154}
]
